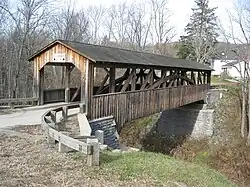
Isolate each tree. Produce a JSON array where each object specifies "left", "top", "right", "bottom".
[
  {"left": 150, "top": 0, "right": 174, "bottom": 55},
  {"left": 126, "top": 2, "right": 152, "bottom": 51},
  {"left": 104, "top": 3, "right": 129, "bottom": 47},
  {"left": 49, "top": 3, "right": 90, "bottom": 42},
  {"left": 176, "top": 36, "right": 195, "bottom": 60},
  {"left": 177, "top": 0, "right": 219, "bottom": 64},
  {"left": 0, "top": 0, "right": 53, "bottom": 98},
  {"left": 221, "top": 0, "right": 250, "bottom": 145},
  {"left": 87, "top": 5, "right": 106, "bottom": 44}
]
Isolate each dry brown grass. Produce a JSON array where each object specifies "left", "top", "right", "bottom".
[
  {"left": 0, "top": 125, "right": 154, "bottom": 187},
  {"left": 172, "top": 86, "right": 250, "bottom": 186},
  {"left": 0, "top": 124, "right": 236, "bottom": 187}
]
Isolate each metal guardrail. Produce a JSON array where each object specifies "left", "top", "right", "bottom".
[{"left": 41, "top": 103, "right": 102, "bottom": 166}]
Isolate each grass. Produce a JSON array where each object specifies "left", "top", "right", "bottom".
[
  {"left": 172, "top": 85, "right": 250, "bottom": 186},
  {"left": 119, "top": 113, "right": 160, "bottom": 148},
  {"left": 96, "top": 151, "right": 236, "bottom": 187},
  {"left": 211, "top": 76, "right": 231, "bottom": 85}
]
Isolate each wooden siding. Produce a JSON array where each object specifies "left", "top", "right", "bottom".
[
  {"left": 32, "top": 43, "right": 89, "bottom": 103},
  {"left": 91, "top": 84, "right": 209, "bottom": 131},
  {"left": 33, "top": 43, "right": 87, "bottom": 72}
]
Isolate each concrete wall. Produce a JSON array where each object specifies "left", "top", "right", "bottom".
[
  {"left": 207, "top": 89, "right": 225, "bottom": 106},
  {"left": 156, "top": 104, "right": 214, "bottom": 138}
]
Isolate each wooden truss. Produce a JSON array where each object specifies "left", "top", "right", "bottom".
[{"left": 94, "top": 66, "right": 210, "bottom": 95}]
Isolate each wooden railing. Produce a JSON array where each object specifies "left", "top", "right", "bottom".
[
  {"left": 91, "top": 84, "right": 209, "bottom": 131},
  {"left": 0, "top": 97, "right": 38, "bottom": 108},
  {"left": 41, "top": 103, "right": 101, "bottom": 166}
]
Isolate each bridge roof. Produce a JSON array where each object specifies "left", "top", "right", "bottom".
[{"left": 29, "top": 40, "right": 212, "bottom": 71}]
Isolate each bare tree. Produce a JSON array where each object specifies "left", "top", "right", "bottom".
[
  {"left": 0, "top": 0, "right": 53, "bottom": 98},
  {"left": 126, "top": 2, "right": 152, "bottom": 51},
  {"left": 87, "top": 5, "right": 106, "bottom": 44},
  {"left": 105, "top": 3, "right": 129, "bottom": 47},
  {"left": 50, "top": 3, "right": 90, "bottom": 42},
  {"left": 223, "top": 0, "right": 250, "bottom": 144},
  {"left": 150, "top": 0, "right": 174, "bottom": 55}
]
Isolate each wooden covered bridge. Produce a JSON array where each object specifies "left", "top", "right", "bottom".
[{"left": 29, "top": 40, "right": 212, "bottom": 130}]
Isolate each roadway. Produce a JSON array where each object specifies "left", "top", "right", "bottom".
[{"left": 0, "top": 103, "right": 79, "bottom": 130}]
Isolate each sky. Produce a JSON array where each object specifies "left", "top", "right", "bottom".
[{"left": 73, "top": 0, "right": 236, "bottom": 41}]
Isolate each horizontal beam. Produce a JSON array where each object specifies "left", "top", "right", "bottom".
[
  {"left": 0, "top": 97, "right": 38, "bottom": 104},
  {"left": 94, "top": 62, "right": 212, "bottom": 73}
]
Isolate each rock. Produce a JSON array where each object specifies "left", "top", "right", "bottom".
[
  {"left": 112, "top": 149, "right": 122, "bottom": 153},
  {"left": 127, "top": 147, "right": 140, "bottom": 152},
  {"left": 100, "top": 144, "right": 108, "bottom": 151},
  {"left": 174, "top": 182, "right": 189, "bottom": 187}
]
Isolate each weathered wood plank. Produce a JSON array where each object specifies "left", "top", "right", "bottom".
[{"left": 91, "top": 84, "right": 209, "bottom": 131}]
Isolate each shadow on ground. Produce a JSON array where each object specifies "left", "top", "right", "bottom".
[{"left": 120, "top": 104, "right": 204, "bottom": 155}]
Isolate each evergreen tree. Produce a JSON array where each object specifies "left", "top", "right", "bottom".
[
  {"left": 177, "top": 0, "right": 219, "bottom": 64},
  {"left": 176, "top": 36, "right": 196, "bottom": 60}
]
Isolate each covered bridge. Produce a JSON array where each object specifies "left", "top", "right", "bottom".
[{"left": 29, "top": 40, "right": 212, "bottom": 130}]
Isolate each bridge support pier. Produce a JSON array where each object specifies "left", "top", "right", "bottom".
[{"left": 156, "top": 104, "right": 214, "bottom": 138}]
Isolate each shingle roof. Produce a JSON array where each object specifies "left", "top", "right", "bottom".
[{"left": 29, "top": 40, "right": 212, "bottom": 71}]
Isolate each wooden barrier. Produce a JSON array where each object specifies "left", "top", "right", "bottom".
[
  {"left": 41, "top": 103, "right": 100, "bottom": 166},
  {"left": 0, "top": 97, "right": 38, "bottom": 108},
  {"left": 91, "top": 84, "right": 209, "bottom": 130}
]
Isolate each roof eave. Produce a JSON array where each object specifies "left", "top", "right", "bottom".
[
  {"left": 27, "top": 40, "right": 58, "bottom": 61},
  {"left": 27, "top": 39, "right": 96, "bottom": 63}
]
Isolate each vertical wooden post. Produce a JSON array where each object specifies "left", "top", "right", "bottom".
[
  {"left": 149, "top": 69, "right": 154, "bottom": 87},
  {"left": 58, "top": 132, "right": 72, "bottom": 153},
  {"left": 131, "top": 68, "right": 136, "bottom": 91},
  {"left": 177, "top": 71, "right": 180, "bottom": 86},
  {"left": 109, "top": 66, "right": 116, "bottom": 93},
  {"left": 62, "top": 106, "right": 68, "bottom": 121},
  {"left": 203, "top": 72, "right": 206, "bottom": 84},
  {"left": 181, "top": 71, "right": 186, "bottom": 85},
  {"left": 79, "top": 103, "right": 86, "bottom": 114},
  {"left": 65, "top": 65, "right": 71, "bottom": 103},
  {"left": 88, "top": 62, "right": 94, "bottom": 117},
  {"left": 50, "top": 110, "right": 57, "bottom": 128},
  {"left": 80, "top": 72, "right": 85, "bottom": 102},
  {"left": 81, "top": 59, "right": 88, "bottom": 111},
  {"left": 161, "top": 69, "right": 167, "bottom": 88},
  {"left": 39, "top": 67, "right": 44, "bottom": 105},
  {"left": 197, "top": 72, "right": 201, "bottom": 84},
  {"left": 85, "top": 59, "right": 89, "bottom": 114},
  {"left": 33, "top": 59, "right": 39, "bottom": 99},
  {"left": 191, "top": 71, "right": 196, "bottom": 85},
  {"left": 86, "top": 138, "right": 100, "bottom": 166},
  {"left": 95, "top": 130, "right": 104, "bottom": 144},
  {"left": 47, "top": 129, "right": 55, "bottom": 144},
  {"left": 207, "top": 71, "right": 211, "bottom": 84}
]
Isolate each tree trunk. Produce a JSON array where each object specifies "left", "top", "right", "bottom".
[
  {"left": 241, "top": 83, "right": 246, "bottom": 138},
  {"left": 247, "top": 78, "right": 250, "bottom": 146}
]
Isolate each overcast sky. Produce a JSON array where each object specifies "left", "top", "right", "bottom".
[{"left": 73, "top": 0, "right": 236, "bottom": 40}]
